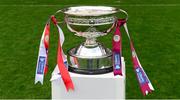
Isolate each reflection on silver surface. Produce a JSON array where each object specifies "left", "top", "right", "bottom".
[
  {"left": 68, "top": 43, "right": 112, "bottom": 73},
  {"left": 69, "top": 43, "right": 112, "bottom": 59},
  {"left": 69, "top": 56, "right": 112, "bottom": 70},
  {"left": 63, "top": 6, "right": 118, "bottom": 16},
  {"left": 63, "top": 6, "right": 117, "bottom": 46},
  {"left": 61, "top": 6, "right": 124, "bottom": 74}
]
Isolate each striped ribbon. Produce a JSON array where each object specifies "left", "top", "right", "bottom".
[{"left": 121, "top": 19, "right": 154, "bottom": 95}]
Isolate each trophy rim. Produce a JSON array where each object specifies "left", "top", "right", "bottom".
[{"left": 62, "top": 6, "right": 118, "bottom": 16}]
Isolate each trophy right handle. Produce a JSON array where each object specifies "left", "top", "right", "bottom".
[{"left": 118, "top": 9, "right": 128, "bottom": 21}]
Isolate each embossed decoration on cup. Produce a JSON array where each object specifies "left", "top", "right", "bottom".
[{"left": 61, "top": 6, "right": 127, "bottom": 74}]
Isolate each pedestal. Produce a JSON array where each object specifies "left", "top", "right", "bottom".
[{"left": 51, "top": 57, "right": 125, "bottom": 100}]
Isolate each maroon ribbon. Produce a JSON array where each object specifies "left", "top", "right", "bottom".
[{"left": 112, "top": 19, "right": 126, "bottom": 76}]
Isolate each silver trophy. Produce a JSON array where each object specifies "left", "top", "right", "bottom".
[{"left": 59, "top": 6, "right": 128, "bottom": 74}]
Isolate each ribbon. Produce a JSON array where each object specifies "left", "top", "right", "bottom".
[
  {"left": 35, "top": 21, "right": 50, "bottom": 84},
  {"left": 112, "top": 19, "right": 126, "bottom": 76},
  {"left": 121, "top": 19, "right": 154, "bottom": 95},
  {"left": 35, "top": 10, "right": 154, "bottom": 95},
  {"left": 51, "top": 16, "right": 74, "bottom": 91},
  {"left": 70, "top": 57, "right": 79, "bottom": 68},
  {"left": 35, "top": 15, "right": 74, "bottom": 91}
]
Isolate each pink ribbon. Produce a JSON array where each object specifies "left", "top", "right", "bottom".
[
  {"left": 122, "top": 19, "right": 154, "bottom": 95},
  {"left": 112, "top": 19, "right": 126, "bottom": 76},
  {"left": 113, "top": 19, "right": 154, "bottom": 95}
]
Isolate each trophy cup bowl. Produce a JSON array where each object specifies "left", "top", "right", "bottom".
[{"left": 61, "top": 6, "right": 126, "bottom": 74}]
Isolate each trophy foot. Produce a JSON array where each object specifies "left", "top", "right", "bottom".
[
  {"left": 68, "top": 66, "right": 113, "bottom": 75},
  {"left": 68, "top": 43, "right": 113, "bottom": 75}
]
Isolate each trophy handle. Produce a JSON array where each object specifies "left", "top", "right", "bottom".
[
  {"left": 52, "top": 9, "right": 82, "bottom": 36},
  {"left": 118, "top": 9, "right": 128, "bottom": 21},
  {"left": 54, "top": 9, "right": 63, "bottom": 15},
  {"left": 65, "top": 17, "right": 84, "bottom": 36},
  {"left": 52, "top": 9, "right": 65, "bottom": 24}
]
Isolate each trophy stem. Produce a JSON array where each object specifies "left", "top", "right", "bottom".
[{"left": 84, "top": 37, "right": 98, "bottom": 47}]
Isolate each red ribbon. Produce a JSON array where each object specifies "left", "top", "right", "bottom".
[
  {"left": 57, "top": 40, "right": 74, "bottom": 91},
  {"left": 51, "top": 16, "right": 74, "bottom": 91},
  {"left": 43, "top": 23, "right": 50, "bottom": 75}
]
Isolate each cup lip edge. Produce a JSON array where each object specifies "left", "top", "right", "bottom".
[{"left": 62, "top": 6, "right": 118, "bottom": 17}]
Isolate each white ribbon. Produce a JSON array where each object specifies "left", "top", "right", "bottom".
[
  {"left": 35, "top": 23, "right": 49, "bottom": 84},
  {"left": 51, "top": 24, "right": 68, "bottom": 81}
]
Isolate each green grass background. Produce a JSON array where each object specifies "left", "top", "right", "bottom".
[{"left": 0, "top": 0, "right": 180, "bottom": 99}]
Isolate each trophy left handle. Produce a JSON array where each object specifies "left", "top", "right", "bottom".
[
  {"left": 53, "top": 9, "right": 81, "bottom": 36},
  {"left": 54, "top": 9, "right": 63, "bottom": 15},
  {"left": 52, "top": 9, "right": 64, "bottom": 24}
]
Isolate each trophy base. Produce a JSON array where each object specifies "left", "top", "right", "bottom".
[
  {"left": 68, "top": 43, "right": 112, "bottom": 75},
  {"left": 68, "top": 66, "right": 113, "bottom": 75}
]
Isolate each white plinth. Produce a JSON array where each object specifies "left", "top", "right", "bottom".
[{"left": 51, "top": 57, "right": 125, "bottom": 100}]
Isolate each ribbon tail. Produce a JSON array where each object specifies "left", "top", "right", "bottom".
[
  {"left": 35, "top": 22, "right": 50, "bottom": 85},
  {"left": 65, "top": 81, "right": 75, "bottom": 91},
  {"left": 35, "top": 74, "right": 44, "bottom": 85},
  {"left": 131, "top": 43, "right": 154, "bottom": 96},
  {"left": 123, "top": 22, "right": 154, "bottom": 95},
  {"left": 131, "top": 40, "right": 154, "bottom": 95},
  {"left": 57, "top": 43, "right": 74, "bottom": 91},
  {"left": 134, "top": 65, "right": 154, "bottom": 95},
  {"left": 136, "top": 56, "right": 155, "bottom": 91}
]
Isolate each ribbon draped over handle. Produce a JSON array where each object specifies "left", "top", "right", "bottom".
[
  {"left": 112, "top": 19, "right": 126, "bottom": 75},
  {"left": 114, "top": 19, "right": 154, "bottom": 95},
  {"left": 35, "top": 15, "right": 74, "bottom": 91}
]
